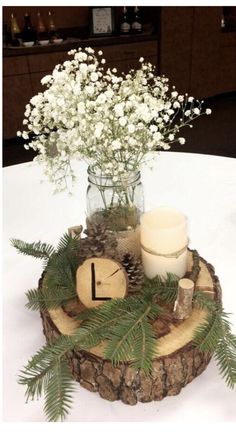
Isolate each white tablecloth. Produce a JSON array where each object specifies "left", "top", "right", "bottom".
[{"left": 3, "top": 152, "right": 236, "bottom": 422}]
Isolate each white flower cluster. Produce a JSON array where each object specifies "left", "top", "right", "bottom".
[{"left": 18, "top": 47, "right": 211, "bottom": 191}]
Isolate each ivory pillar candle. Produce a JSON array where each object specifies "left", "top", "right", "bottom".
[{"left": 140, "top": 207, "right": 188, "bottom": 279}]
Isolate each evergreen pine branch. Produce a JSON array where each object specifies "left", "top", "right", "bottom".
[
  {"left": 104, "top": 303, "right": 156, "bottom": 372},
  {"left": 192, "top": 292, "right": 236, "bottom": 389},
  {"left": 76, "top": 293, "right": 145, "bottom": 321},
  {"left": 11, "top": 238, "right": 55, "bottom": 259},
  {"left": 193, "top": 290, "right": 220, "bottom": 312},
  {"left": 19, "top": 359, "right": 52, "bottom": 402},
  {"left": 214, "top": 316, "right": 236, "bottom": 389},
  {"left": 141, "top": 273, "right": 179, "bottom": 304},
  {"left": 18, "top": 327, "right": 108, "bottom": 421},
  {"left": 76, "top": 298, "right": 141, "bottom": 345},
  {"left": 25, "top": 286, "right": 77, "bottom": 311},
  {"left": 56, "top": 232, "right": 80, "bottom": 253},
  {"left": 101, "top": 299, "right": 162, "bottom": 370},
  {"left": 19, "top": 336, "right": 76, "bottom": 422},
  {"left": 76, "top": 285, "right": 165, "bottom": 372},
  {"left": 193, "top": 311, "right": 222, "bottom": 353},
  {"left": 130, "top": 319, "right": 157, "bottom": 374},
  {"left": 21, "top": 335, "right": 77, "bottom": 374},
  {"left": 25, "top": 288, "right": 47, "bottom": 311},
  {"left": 104, "top": 314, "right": 137, "bottom": 363},
  {"left": 45, "top": 249, "right": 78, "bottom": 295},
  {"left": 44, "top": 358, "right": 75, "bottom": 422}
]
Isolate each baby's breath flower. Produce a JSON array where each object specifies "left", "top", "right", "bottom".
[
  {"left": 86, "top": 47, "right": 94, "bottom": 54},
  {"left": 128, "top": 124, "right": 135, "bottom": 134},
  {"left": 150, "top": 125, "right": 157, "bottom": 133},
  {"left": 22, "top": 131, "right": 29, "bottom": 140},
  {"left": 173, "top": 101, "right": 180, "bottom": 109},
  {"left": 86, "top": 85, "right": 94, "bottom": 95},
  {"left": 111, "top": 139, "right": 121, "bottom": 150},
  {"left": 119, "top": 117, "right": 127, "bottom": 126},
  {"left": 18, "top": 46, "right": 210, "bottom": 192},
  {"left": 41, "top": 75, "right": 52, "bottom": 85},
  {"left": 68, "top": 49, "right": 76, "bottom": 55},
  {"left": 206, "top": 108, "right": 212, "bottom": 115},
  {"left": 193, "top": 108, "right": 200, "bottom": 115}
]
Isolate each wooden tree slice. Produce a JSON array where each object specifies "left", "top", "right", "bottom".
[
  {"left": 76, "top": 257, "right": 128, "bottom": 308},
  {"left": 40, "top": 250, "right": 221, "bottom": 405}
]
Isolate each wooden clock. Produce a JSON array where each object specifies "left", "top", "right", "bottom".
[{"left": 76, "top": 257, "right": 128, "bottom": 308}]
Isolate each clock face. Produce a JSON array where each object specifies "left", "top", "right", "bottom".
[{"left": 76, "top": 257, "right": 128, "bottom": 309}]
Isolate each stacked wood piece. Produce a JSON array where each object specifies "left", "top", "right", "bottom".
[{"left": 40, "top": 250, "right": 221, "bottom": 404}]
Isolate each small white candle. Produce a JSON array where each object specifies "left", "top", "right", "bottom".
[{"left": 140, "top": 207, "right": 188, "bottom": 279}]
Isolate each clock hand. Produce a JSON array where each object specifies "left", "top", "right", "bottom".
[
  {"left": 91, "top": 262, "right": 96, "bottom": 300},
  {"left": 91, "top": 262, "right": 111, "bottom": 301},
  {"left": 98, "top": 268, "right": 122, "bottom": 285}
]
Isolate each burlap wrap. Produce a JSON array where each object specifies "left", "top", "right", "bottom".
[{"left": 115, "top": 225, "right": 141, "bottom": 258}]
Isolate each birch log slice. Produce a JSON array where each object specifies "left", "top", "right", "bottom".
[
  {"left": 76, "top": 257, "right": 128, "bottom": 309},
  {"left": 40, "top": 250, "right": 221, "bottom": 405}
]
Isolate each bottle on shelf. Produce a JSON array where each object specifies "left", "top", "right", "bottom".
[
  {"left": 120, "top": 6, "right": 131, "bottom": 35},
  {"left": 3, "top": 22, "right": 7, "bottom": 47},
  {"left": 37, "top": 12, "right": 49, "bottom": 44},
  {"left": 22, "top": 13, "right": 36, "bottom": 45},
  {"left": 48, "top": 11, "right": 60, "bottom": 42},
  {"left": 221, "top": 14, "right": 226, "bottom": 29},
  {"left": 3, "top": 22, "right": 11, "bottom": 47},
  {"left": 10, "top": 13, "right": 22, "bottom": 46},
  {"left": 131, "top": 6, "right": 142, "bottom": 34}
]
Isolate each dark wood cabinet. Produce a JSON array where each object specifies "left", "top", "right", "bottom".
[
  {"left": 160, "top": 7, "right": 236, "bottom": 99},
  {"left": 3, "top": 56, "right": 33, "bottom": 139},
  {"left": 189, "top": 7, "right": 236, "bottom": 98},
  {"left": 3, "top": 74, "right": 32, "bottom": 139},
  {"left": 160, "top": 7, "right": 194, "bottom": 94}
]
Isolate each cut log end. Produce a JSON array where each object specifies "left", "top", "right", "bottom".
[{"left": 173, "top": 278, "right": 194, "bottom": 320}]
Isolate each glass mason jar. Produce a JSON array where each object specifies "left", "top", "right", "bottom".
[{"left": 86, "top": 166, "right": 144, "bottom": 233}]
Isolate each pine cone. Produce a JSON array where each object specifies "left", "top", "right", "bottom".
[
  {"left": 79, "top": 222, "right": 118, "bottom": 260},
  {"left": 122, "top": 253, "right": 144, "bottom": 293}
]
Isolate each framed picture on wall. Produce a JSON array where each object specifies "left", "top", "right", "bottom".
[{"left": 91, "top": 7, "right": 115, "bottom": 36}]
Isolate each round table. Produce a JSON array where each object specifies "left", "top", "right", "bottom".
[{"left": 3, "top": 152, "right": 236, "bottom": 422}]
